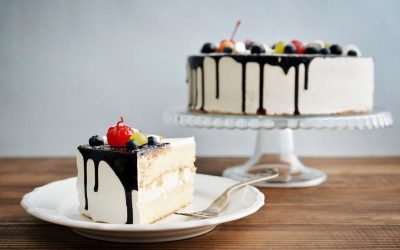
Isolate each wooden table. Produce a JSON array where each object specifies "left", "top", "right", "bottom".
[{"left": 1, "top": 157, "right": 400, "bottom": 249}]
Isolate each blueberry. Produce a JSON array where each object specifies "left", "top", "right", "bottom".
[
  {"left": 330, "top": 44, "right": 342, "bottom": 55},
  {"left": 320, "top": 48, "right": 331, "bottom": 55},
  {"left": 223, "top": 46, "right": 233, "bottom": 53},
  {"left": 250, "top": 44, "right": 266, "bottom": 54},
  {"left": 343, "top": 44, "right": 361, "bottom": 56},
  {"left": 347, "top": 50, "right": 358, "bottom": 56},
  {"left": 89, "top": 135, "right": 104, "bottom": 147},
  {"left": 126, "top": 140, "right": 139, "bottom": 152},
  {"left": 200, "top": 43, "right": 216, "bottom": 53},
  {"left": 304, "top": 46, "right": 319, "bottom": 54},
  {"left": 147, "top": 136, "right": 158, "bottom": 146},
  {"left": 284, "top": 44, "right": 296, "bottom": 54}
]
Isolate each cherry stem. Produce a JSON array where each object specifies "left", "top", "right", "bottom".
[
  {"left": 116, "top": 116, "right": 124, "bottom": 129},
  {"left": 230, "top": 20, "right": 241, "bottom": 42}
]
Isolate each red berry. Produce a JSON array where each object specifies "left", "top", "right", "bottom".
[
  {"left": 107, "top": 116, "right": 135, "bottom": 147},
  {"left": 292, "top": 40, "right": 305, "bottom": 54}
]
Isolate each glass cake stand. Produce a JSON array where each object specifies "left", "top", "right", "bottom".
[{"left": 164, "top": 109, "right": 393, "bottom": 188}]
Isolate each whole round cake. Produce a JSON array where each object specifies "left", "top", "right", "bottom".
[{"left": 187, "top": 35, "right": 374, "bottom": 115}]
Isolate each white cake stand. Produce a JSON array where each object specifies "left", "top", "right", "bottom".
[{"left": 164, "top": 109, "right": 393, "bottom": 188}]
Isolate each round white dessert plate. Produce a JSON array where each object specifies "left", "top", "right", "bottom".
[{"left": 21, "top": 174, "right": 265, "bottom": 243}]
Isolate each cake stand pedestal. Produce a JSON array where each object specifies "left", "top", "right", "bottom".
[{"left": 164, "top": 109, "right": 393, "bottom": 188}]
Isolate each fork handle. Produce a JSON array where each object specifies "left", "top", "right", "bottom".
[{"left": 225, "top": 168, "right": 279, "bottom": 196}]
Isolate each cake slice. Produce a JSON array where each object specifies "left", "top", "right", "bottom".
[{"left": 76, "top": 117, "right": 196, "bottom": 224}]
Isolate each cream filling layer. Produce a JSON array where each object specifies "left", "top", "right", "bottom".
[{"left": 138, "top": 167, "right": 195, "bottom": 204}]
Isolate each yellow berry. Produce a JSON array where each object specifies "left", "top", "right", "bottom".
[
  {"left": 274, "top": 41, "right": 285, "bottom": 54},
  {"left": 130, "top": 132, "right": 148, "bottom": 146}
]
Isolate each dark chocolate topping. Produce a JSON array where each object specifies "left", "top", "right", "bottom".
[
  {"left": 78, "top": 142, "right": 168, "bottom": 224},
  {"left": 188, "top": 54, "right": 318, "bottom": 115}
]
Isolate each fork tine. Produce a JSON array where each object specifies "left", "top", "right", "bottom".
[
  {"left": 174, "top": 212, "right": 192, "bottom": 216},
  {"left": 175, "top": 212, "right": 213, "bottom": 219},
  {"left": 192, "top": 212, "right": 214, "bottom": 218},
  {"left": 174, "top": 212, "right": 201, "bottom": 218}
]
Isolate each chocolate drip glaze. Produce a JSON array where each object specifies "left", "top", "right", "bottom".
[
  {"left": 241, "top": 62, "right": 246, "bottom": 113},
  {"left": 78, "top": 143, "right": 168, "bottom": 224},
  {"left": 93, "top": 160, "right": 100, "bottom": 192},
  {"left": 188, "top": 55, "right": 315, "bottom": 115},
  {"left": 304, "top": 62, "right": 310, "bottom": 90},
  {"left": 294, "top": 65, "right": 300, "bottom": 115},
  {"left": 201, "top": 65, "right": 205, "bottom": 110},
  {"left": 257, "top": 62, "right": 266, "bottom": 115},
  {"left": 215, "top": 57, "right": 222, "bottom": 99}
]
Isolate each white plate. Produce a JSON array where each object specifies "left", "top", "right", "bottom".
[{"left": 21, "top": 174, "right": 265, "bottom": 242}]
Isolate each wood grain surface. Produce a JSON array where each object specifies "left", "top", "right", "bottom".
[{"left": 1, "top": 157, "right": 400, "bottom": 249}]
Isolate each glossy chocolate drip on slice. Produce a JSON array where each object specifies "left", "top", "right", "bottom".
[
  {"left": 78, "top": 143, "right": 168, "bottom": 224},
  {"left": 93, "top": 159, "right": 100, "bottom": 192}
]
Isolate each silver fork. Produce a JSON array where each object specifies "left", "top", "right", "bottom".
[{"left": 175, "top": 168, "right": 279, "bottom": 219}]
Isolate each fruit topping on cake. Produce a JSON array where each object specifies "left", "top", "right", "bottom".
[
  {"left": 106, "top": 116, "right": 136, "bottom": 147},
  {"left": 94, "top": 116, "right": 164, "bottom": 150},
  {"left": 198, "top": 21, "right": 362, "bottom": 56}
]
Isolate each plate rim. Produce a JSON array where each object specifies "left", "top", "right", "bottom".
[{"left": 21, "top": 174, "right": 265, "bottom": 232}]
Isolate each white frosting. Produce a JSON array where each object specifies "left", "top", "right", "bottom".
[
  {"left": 300, "top": 57, "right": 373, "bottom": 113},
  {"left": 203, "top": 56, "right": 242, "bottom": 113},
  {"left": 244, "top": 62, "right": 260, "bottom": 113},
  {"left": 309, "top": 40, "right": 325, "bottom": 49},
  {"left": 102, "top": 135, "right": 108, "bottom": 145},
  {"left": 235, "top": 42, "right": 248, "bottom": 54},
  {"left": 162, "top": 137, "right": 195, "bottom": 147},
  {"left": 264, "top": 64, "right": 296, "bottom": 114},
  {"left": 189, "top": 55, "right": 374, "bottom": 115},
  {"left": 76, "top": 151, "right": 130, "bottom": 224}
]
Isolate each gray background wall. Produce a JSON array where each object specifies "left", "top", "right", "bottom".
[{"left": 0, "top": 0, "right": 399, "bottom": 157}]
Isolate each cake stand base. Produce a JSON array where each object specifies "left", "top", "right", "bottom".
[
  {"left": 222, "top": 129, "right": 327, "bottom": 188},
  {"left": 165, "top": 108, "right": 393, "bottom": 188}
]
